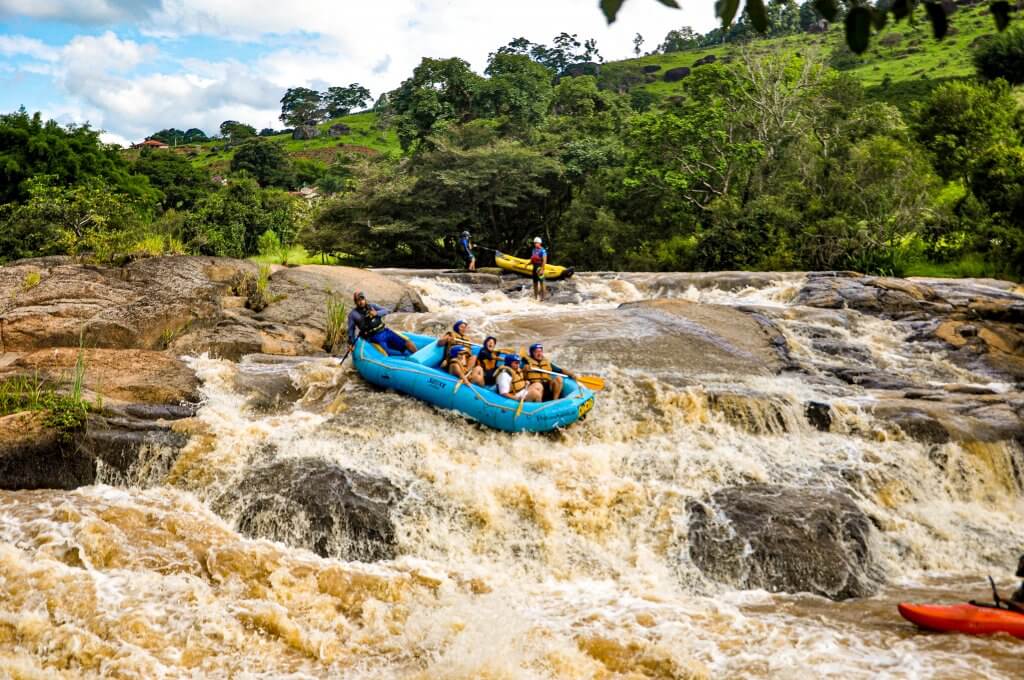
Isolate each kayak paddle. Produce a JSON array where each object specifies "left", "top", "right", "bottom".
[{"left": 529, "top": 367, "right": 605, "bottom": 391}]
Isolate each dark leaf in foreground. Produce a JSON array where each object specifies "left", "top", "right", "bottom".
[{"left": 846, "top": 7, "right": 872, "bottom": 54}]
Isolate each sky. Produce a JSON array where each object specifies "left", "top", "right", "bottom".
[{"left": 0, "top": 0, "right": 719, "bottom": 146}]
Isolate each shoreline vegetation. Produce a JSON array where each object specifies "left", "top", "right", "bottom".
[{"left": 1, "top": 4, "right": 1022, "bottom": 281}]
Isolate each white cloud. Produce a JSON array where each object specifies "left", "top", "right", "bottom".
[
  {"left": 0, "top": 34, "right": 59, "bottom": 61},
  {"left": 0, "top": 0, "right": 160, "bottom": 24},
  {"left": 4, "top": 0, "right": 721, "bottom": 141}
]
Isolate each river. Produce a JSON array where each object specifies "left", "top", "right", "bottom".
[{"left": 1, "top": 271, "right": 1022, "bottom": 678}]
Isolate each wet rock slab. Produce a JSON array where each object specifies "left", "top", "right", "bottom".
[
  {"left": 688, "top": 484, "right": 883, "bottom": 600},
  {"left": 215, "top": 458, "right": 402, "bottom": 561}
]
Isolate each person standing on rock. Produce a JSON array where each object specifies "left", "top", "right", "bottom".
[
  {"left": 347, "top": 291, "right": 417, "bottom": 355},
  {"left": 458, "top": 231, "right": 476, "bottom": 272},
  {"left": 530, "top": 237, "right": 547, "bottom": 301}
]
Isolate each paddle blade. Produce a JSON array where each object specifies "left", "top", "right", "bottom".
[{"left": 576, "top": 375, "right": 605, "bottom": 391}]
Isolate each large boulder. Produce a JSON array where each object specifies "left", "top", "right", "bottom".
[
  {"left": 642, "top": 64, "right": 662, "bottom": 73},
  {"left": 0, "top": 349, "right": 199, "bottom": 406},
  {"left": 292, "top": 125, "right": 320, "bottom": 140},
  {"left": 327, "top": 123, "right": 351, "bottom": 137},
  {"left": 214, "top": 458, "right": 402, "bottom": 561},
  {"left": 688, "top": 484, "right": 883, "bottom": 600},
  {"left": 0, "top": 256, "right": 238, "bottom": 352},
  {"left": 663, "top": 66, "right": 691, "bottom": 82},
  {"left": 692, "top": 54, "right": 717, "bottom": 67}
]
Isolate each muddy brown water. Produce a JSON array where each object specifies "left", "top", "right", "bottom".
[{"left": 1, "top": 272, "right": 1022, "bottom": 678}]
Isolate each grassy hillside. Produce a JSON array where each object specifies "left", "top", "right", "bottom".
[
  {"left": 623, "top": 3, "right": 1001, "bottom": 109},
  {"left": 186, "top": 111, "right": 401, "bottom": 174},
  {"left": 165, "top": 6, "right": 1010, "bottom": 175}
]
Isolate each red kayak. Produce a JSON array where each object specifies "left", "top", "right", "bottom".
[{"left": 898, "top": 602, "right": 1024, "bottom": 638}]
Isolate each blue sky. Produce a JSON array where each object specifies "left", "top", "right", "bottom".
[{"left": 0, "top": 0, "right": 718, "bottom": 145}]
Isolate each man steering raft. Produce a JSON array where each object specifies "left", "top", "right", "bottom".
[{"left": 347, "top": 291, "right": 417, "bottom": 355}]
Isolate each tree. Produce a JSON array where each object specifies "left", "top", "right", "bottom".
[
  {"left": 482, "top": 53, "right": 555, "bottom": 133},
  {"left": 973, "top": 27, "right": 1024, "bottom": 85},
  {"left": 219, "top": 120, "right": 257, "bottom": 141},
  {"left": 492, "top": 33, "right": 602, "bottom": 74},
  {"left": 911, "top": 80, "right": 1021, "bottom": 180},
  {"left": 322, "top": 84, "right": 372, "bottom": 118},
  {"left": 0, "top": 177, "right": 147, "bottom": 262},
  {"left": 279, "top": 87, "right": 324, "bottom": 126},
  {"left": 389, "top": 57, "right": 486, "bottom": 151},
  {"left": 149, "top": 128, "right": 186, "bottom": 144},
  {"left": 183, "top": 128, "right": 208, "bottom": 143},
  {"left": 230, "top": 139, "right": 295, "bottom": 188},
  {"left": 259, "top": 128, "right": 277, "bottom": 137},
  {"left": 657, "top": 26, "right": 700, "bottom": 53},
  {"left": 633, "top": 33, "right": 644, "bottom": 57},
  {"left": 133, "top": 148, "right": 212, "bottom": 210},
  {"left": 183, "top": 179, "right": 300, "bottom": 257},
  {"left": 0, "top": 108, "right": 155, "bottom": 205}
]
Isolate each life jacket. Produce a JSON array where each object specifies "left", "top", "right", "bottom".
[
  {"left": 356, "top": 308, "right": 385, "bottom": 336},
  {"left": 529, "top": 247, "right": 544, "bottom": 265},
  {"left": 477, "top": 349, "right": 498, "bottom": 374},
  {"left": 495, "top": 366, "right": 528, "bottom": 395},
  {"left": 451, "top": 331, "right": 471, "bottom": 346},
  {"left": 525, "top": 356, "right": 552, "bottom": 383}
]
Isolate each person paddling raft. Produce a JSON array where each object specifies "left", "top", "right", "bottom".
[
  {"left": 495, "top": 354, "right": 543, "bottom": 402},
  {"left": 525, "top": 342, "right": 576, "bottom": 401},
  {"left": 347, "top": 291, "right": 417, "bottom": 355},
  {"left": 447, "top": 345, "right": 484, "bottom": 386},
  {"left": 441, "top": 320, "right": 477, "bottom": 369},
  {"left": 530, "top": 237, "right": 547, "bottom": 301}
]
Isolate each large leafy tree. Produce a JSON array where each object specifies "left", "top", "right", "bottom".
[
  {"left": 322, "top": 84, "right": 372, "bottom": 118},
  {"left": 910, "top": 79, "right": 1021, "bottom": 180},
  {"left": 482, "top": 53, "right": 555, "bottom": 133},
  {"left": 0, "top": 108, "right": 155, "bottom": 205},
  {"left": 230, "top": 139, "right": 296, "bottom": 188},
  {"left": 279, "top": 87, "right": 324, "bottom": 126},
  {"left": 219, "top": 120, "right": 257, "bottom": 142},
  {"left": 183, "top": 179, "right": 299, "bottom": 257},
  {"left": 133, "top": 148, "right": 212, "bottom": 210},
  {"left": 0, "top": 177, "right": 147, "bottom": 262},
  {"left": 389, "top": 57, "right": 486, "bottom": 151}
]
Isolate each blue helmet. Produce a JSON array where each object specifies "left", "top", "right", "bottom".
[
  {"left": 449, "top": 345, "right": 465, "bottom": 359},
  {"left": 529, "top": 343, "right": 543, "bottom": 356},
  {"left": 504, "top": 354, "right": 522, "bottom": 366},
  {"left": 454, "top": 320, "right": 467, "bottom": 333}
]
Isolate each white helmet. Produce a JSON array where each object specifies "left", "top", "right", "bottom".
[{"left": 533, "top": 237, "right": 542, "bottom": 244}]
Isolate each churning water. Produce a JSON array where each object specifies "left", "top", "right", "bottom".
[{"left": 1, "top": 272, "right": 1022, "bottom": 678}]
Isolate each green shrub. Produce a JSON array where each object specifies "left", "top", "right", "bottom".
[
  {"left": 973, "top": 28, "right": 1024, "bottom": 85},
  {"left": 257, "top": 229, "right": 282, "bottom": 257}
]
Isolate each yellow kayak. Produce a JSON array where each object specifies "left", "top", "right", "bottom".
[{"left": 494, "top": 251, "right": 574, "bottom": 281}]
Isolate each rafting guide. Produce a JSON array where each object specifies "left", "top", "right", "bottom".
[
  {"left": 530, "top": 237, "right": 547, "bottom": 301},
  {"left": 458, "top": 230, "right": 476, "bottom": 272},
  {"left": 347, "top": 291, "right": 417, "bottom": 355}
]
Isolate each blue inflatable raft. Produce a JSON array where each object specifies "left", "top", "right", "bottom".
[{"left": 352, "top": 332, "right": 595, "bottom": 433}]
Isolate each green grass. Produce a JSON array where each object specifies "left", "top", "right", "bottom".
[
  {"left": 248, "top": 244, "right": 326, "bottom": 266},
  {"left": 904, "top": 253, "right": 1008, "bottom": 279},
  {"left": 624, "top": 5, "right": 1008, "bottom": 110},
  {"left": 0, "top": 345, "right": 92, "bottom": 439},
  {"left": 188, "top": 110, "right": 400, "bottom": 172},
  {"left": 324, "top": 295, "right": 347, "bottom": 353}
]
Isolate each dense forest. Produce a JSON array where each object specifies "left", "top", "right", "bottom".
[{"left": 1, "top": 7, "right": 1023, "bottom": 278}]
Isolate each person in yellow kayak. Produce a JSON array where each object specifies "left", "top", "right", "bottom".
[
  {"left": 525, "top": 343, "right": 576, "bottom": 401},
  {"left": 530, "top": 236, "right": 547, "bottom": 301},
  {"left": 447, "top": 345, "right": 484, "bottom": 386},
  {"left": 495, "top": 354, "right": 543, "bottom": 402}
]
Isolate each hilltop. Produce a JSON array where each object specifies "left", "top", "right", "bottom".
[{"left": 620, "top": 3, "right": 1002, "bottom": 109}]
